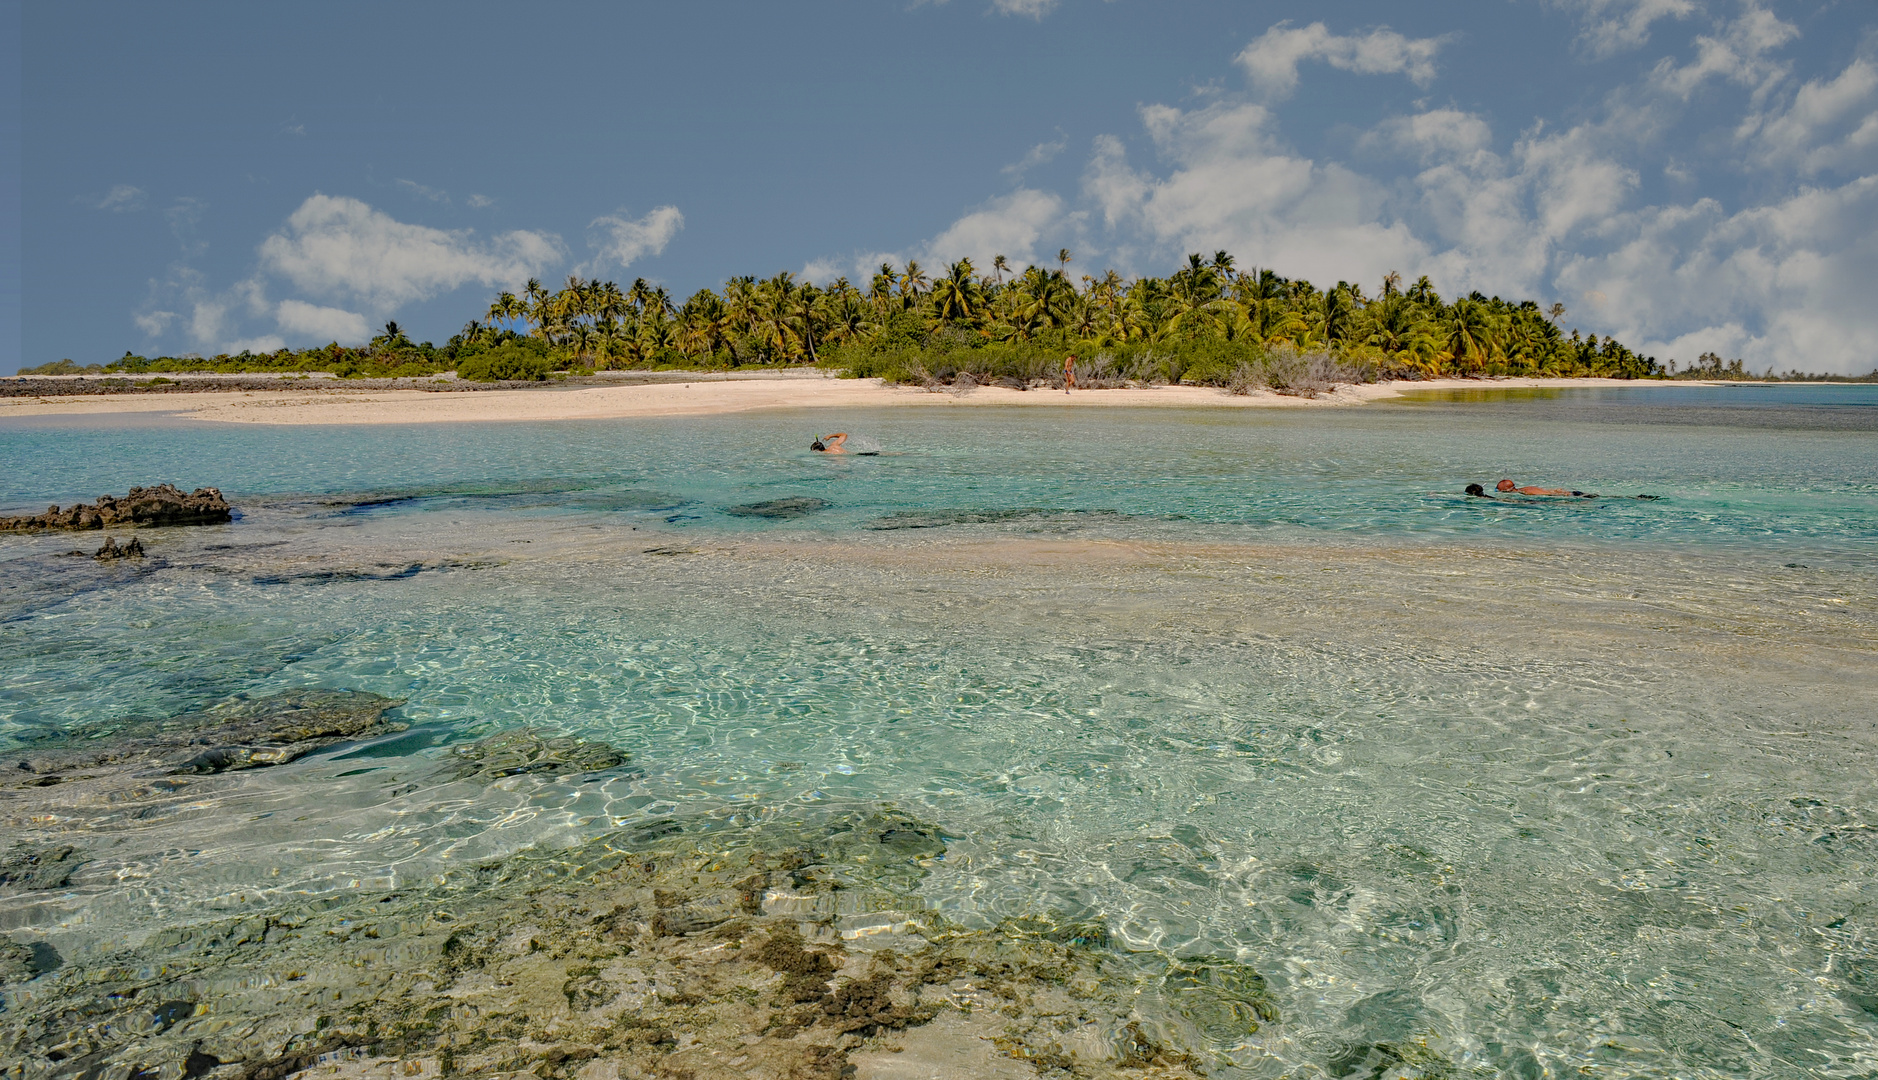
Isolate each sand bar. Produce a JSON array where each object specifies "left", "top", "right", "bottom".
[{"left": 0, "top": 372, "right": 1700, "bottom": 425}]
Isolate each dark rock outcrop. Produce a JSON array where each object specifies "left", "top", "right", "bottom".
[
  {"left": 92, "top": 535, "right": 146, "bottom": 560},
  {"left": 0, "top": 484, "right": 231, "bottom": 531}
]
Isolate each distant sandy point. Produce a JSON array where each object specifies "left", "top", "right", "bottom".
[{"left": 0, "top": 373, "right": 1697, "bottom": 426}]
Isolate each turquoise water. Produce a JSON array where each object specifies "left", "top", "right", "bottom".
[{"left": 2, "top": 384, "right": 1876, "bottom": 1077}]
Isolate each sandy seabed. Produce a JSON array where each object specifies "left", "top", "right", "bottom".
[{"left": 0, "top": 372, "right": 1676, "bottom": 426}]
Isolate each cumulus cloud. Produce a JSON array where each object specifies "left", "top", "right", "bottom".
[
  {"left": 95, "top": 184, "right": 147, "bottom": 212},
  {"left": 1740, "top": 54, "right": 1878, "bottom": 176},
  {"left": 1648, "top": 2, "right": 1797, "bottom": 100},
  {"left": 133, "top": 309, "right": 176, "bottom": 336},
  {"left": 1555, "top": 176, "right": 1878, "bottom": 371},
  {"left": 1558, "top": 0, "right": 1698, "bottom": 58},
  {"left": 1236, "top": 21, "right": 1448, "bottom": 100},
  {"left": 801, "top": 191, "right": 1066, "bottom": 284},
  {"left": 925, "top": 189, "right": 1067, "bottom": 267},
  {"left": 1083, "top": 102, "right": 1426, "bottom": 288},
  {"left": 275, "top": 299, "right": 371, "bottom": 344},
  {"left": 583, "top": 205, "right": 684, "bottom": 274},
  {"left": 466, "top": 194, "right": 496, "bottom": 209},
  {"left": 258, "top": 194, "right": 563, "bottom": 311},
  {"left": 882, "top": 8, "right": 1872, "bottom": 372}
]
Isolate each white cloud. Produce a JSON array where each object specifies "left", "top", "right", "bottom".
[
  {"left": 1003, "top": 134, "right": 1069, "bottom": 179},
  {"left": 1082, "top": 101, "right": 1427, "bottom": 287},
  {"left": 991, "top": 0, "right": 1057, "bottom": 19},
  {"left": 925, "top": 189, "right": 1067, "bottom": 268},
  {"left": 1236, "top": 21, "right": 1448, "bottom": 100},
  {"left": 1361, "top": 109, "right": 1493, "bottom": 164},
  {"left": 258, "top": 194, "right": 563, "bottom": 310},
  {"left": 466, "top": 194, "right": 496, "bottom": 209},
  {"left": 396, "top": 179, "right": 450, "bottom": 203},
  {"left": 1740, "top": 55, "right": 1878, "bottom": 176},
  {"left": 223, "top": 335, "right": 287, "bottom": 355},
  {"left": 801, "top": 250, "right": 903, "bottom": 286},
  {"left": 801, "top": 191, "right": 1068, "bottom": 284},
  {"left": 583, "top": 205, "right": 684, "bottom": 274},
  {"left": 133, "top": 309, "right": 176, "bottom": 336},
  {"left": 1648, "top": 2, "right": 1797, "bottom": 100},
  {"left": 275, "top": 299, "right": 371, "bottom": 344},
  {"left": 1555, "top": 176, "right": 1878, "bottom": 372},
  {"left": 1557, "top": 0, "right": 1698, "bottom": 58},
  {"left": 96, "top": 184, "right": 147, "bottom": 212}
]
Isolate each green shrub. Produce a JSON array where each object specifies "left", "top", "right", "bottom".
[
  {"left": 19, "top": 359, "right": 101, "bottom": 375},
  {"left": 456, "top": 343, "right": 553, "bottom": 382}
]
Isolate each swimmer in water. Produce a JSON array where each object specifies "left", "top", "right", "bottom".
[
  {"left": 810, "top": 433, "right": 849, "bottom": 454},
  {"left": 1469, "top": 481, "right": 1658, "bottom": 500},
  {"left": 1498, "top": 479, "right": 1594, "bottom": 497}
]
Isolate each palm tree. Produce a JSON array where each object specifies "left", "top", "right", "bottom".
[
  {"left": 898, "top": 261, "right": 928, "bottom": 305},
  {"left": 991, "top": 254, "right": 1010, "bottom": 286},
  {"left": 1440, "top": 299, "right": 1500, "bottom": 374},
  {"left": 1057, "top": 248, "right": 1073, "bottom": 273},
  {"left": 1381, "top": 271, "right": 1402, "bottom": 299},
  {"left": 930, "top": 259, "right": 986, "bottom": 325}
]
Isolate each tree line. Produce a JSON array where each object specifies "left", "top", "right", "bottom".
[
  {"left": 462, "top": 253, "right": 1658, "bottom": 381},
  {"left": 24, "top": 252, "right": 1875, "bottom": 383}
]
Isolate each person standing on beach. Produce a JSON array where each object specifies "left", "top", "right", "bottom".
[{"left": 1064, "top": 354, "right": 1077, "bottom": 395}]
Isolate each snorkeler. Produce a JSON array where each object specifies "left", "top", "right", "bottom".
[
  {"left": 1497, "top": 479, "right": 1593, "bottom": 497},
  {"left": 810, "top": 433, "right": 849, "bottom": 454},
  {"left": 1468, "top": 481, "right": 1658, "bottom": 499}
]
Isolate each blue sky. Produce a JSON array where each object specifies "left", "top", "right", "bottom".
[{"left": 11, "top": 0, "right": 1877, "bottom": 372}]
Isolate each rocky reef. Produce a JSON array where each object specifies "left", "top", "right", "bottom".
[
  {"left": 9, "top": 689, "right": 407, "bottom": 784},
  {"left": 1, "top": 696, "right": 1284, "bottom": 1080},
  {"left": 0, "top": 803, "right": 1261, "bottom": 1080},
  {"left": 0, "top": 484, "right": 232, "bottom": 531}
]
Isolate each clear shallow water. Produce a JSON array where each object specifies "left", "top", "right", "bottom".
[{"left": 2, "top": 385, "right": 1876, "bottom": 1078}]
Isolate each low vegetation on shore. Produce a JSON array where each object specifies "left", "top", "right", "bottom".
[{"left": 21, "top": 253, "right": 1874, "bottom": 385}]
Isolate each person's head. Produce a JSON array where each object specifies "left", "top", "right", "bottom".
[
  {"left": 810, "top": 440, "right": 825, "bottom": 452},
  {"left": 1496, "top": 479, "right": 1517, "bottom": 492},
  {"left": 1465, "top": 483, "right": 1486, "bottom": 497}
]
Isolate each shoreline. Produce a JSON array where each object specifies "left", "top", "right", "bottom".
[{"left": 0, "top": 373, "right": 1742, "bottom": 426}]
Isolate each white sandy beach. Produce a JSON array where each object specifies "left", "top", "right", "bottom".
[{"left": 0, "top": 372, "right": 1697, "bottom": 425}]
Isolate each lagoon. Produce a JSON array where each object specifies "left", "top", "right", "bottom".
[{"left": 2, "top": 385, "right": 1875, "bottom": 1079}]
